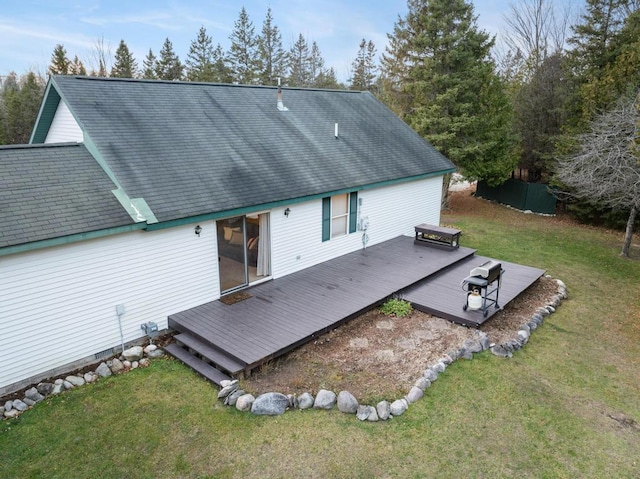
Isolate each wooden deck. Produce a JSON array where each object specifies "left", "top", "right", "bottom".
[
  {"left": 167, "top": 235, "right": 544, "bottom": 384},
  {"left": 403, "top": 255, "right": 545, "bottom": 327}
]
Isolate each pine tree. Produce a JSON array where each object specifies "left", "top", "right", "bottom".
[
  {"left": 49, "top": 44, "right": 70, "bottom": 75},
  {"left": 228, "top": 7, "right": 261, "bottom": 84},
  {"left": 155, "top": 38, "right": 183, "bottom": 80},
  {"left": 111, "top": 40, "right": 138, "bottom": 78},
  {"left": 142, "top": 49, "right": 157, "bottom": 79},
  {"left": 212, "top": 44, "right": 234, "bottom": 83},
  {"left": 185, "top": 26, "right": 215, "bottom": 82},
  {"left": 287, "top": 34, "right": 311, "bottom": 87},
  {"left": 308, "top": 41, "right": 325, "bottom": 87},
  {"left": 257, "top": 8, "right": 287, "bottom": 86},
  {"left": 381, "top": 0, "right": 518, "bottom": 185},
  {"left": 1, "top": 72, "right": 45, "bottom": 144},
  {"left": 567, "top": 0, "right": 638, "bottom": 122},
  {"left": 69, "top": 55, "right": 87, "bottom": 75},
  {"left": 350, "top": 39, "right": 377, "bottom": 91}
]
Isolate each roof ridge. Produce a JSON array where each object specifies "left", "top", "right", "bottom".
[{"left": 53, "top": 75, "right": 362, "bottom": 93}]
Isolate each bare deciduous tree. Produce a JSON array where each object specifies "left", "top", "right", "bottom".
[
  {"left": 557, "top": 91, "right": 640, "bottom": 257},
  {"left": 500, "top": 0, "right": 572, "bottom": 76}
]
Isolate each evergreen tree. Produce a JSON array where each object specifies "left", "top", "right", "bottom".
[
  {"left": 49, "top": 44, "right": 70, "bottom": 75},
  {"left": 69, "top": 55, "right": 87, "bottom": 75},
  {"left": 185, "top": 26, "right": 216, "bottom": 81},
  {"left": 228, "top": 7, "right": 261, "bottom": 84},
  {"left": 350, "top": 39, "right": 378, "bottom": 91},
  {"left": 308, "top": 41, "right": 325, "bottom": 87},
  {"left": 142, "top": 49, "right": 157, "bottom": 79},
  {"left": 1, "top": 72, "right": 45, "bottom": 145},
  {"left": 257, "top": 8, "right": 287, "bottom": 86},
  {"left": 155, "top": 38, "right": 183, "bottom": 80},
  {"left": 569, "top": 2, "right": 640, "bottom": 121},
  {"left": 314, "top": 66, "right": 341, "bottom": 89},
  {"left": 110, "top": 40, "right": 138, "bottom": 78},
  {"left": 381, "top": 0, "right": 518, "bottom": 185},
  {"left": 287, "top": 34, "right": 311, "bottom": 87},
  {"left": 211, "top": 44, "right": 234, "bottom": 83}
]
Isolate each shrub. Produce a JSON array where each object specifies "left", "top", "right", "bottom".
[{"left": 379, "top": 298, "right": 413, "bottom": 318}]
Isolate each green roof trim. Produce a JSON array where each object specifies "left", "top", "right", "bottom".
[
  {"left": 145, "top": 170, "right": 453, "bottom": 231},
  {"left": 0, "top": 223, "right": 147, "bottom": 257},
  {"left": 30, "top": 81, "right": 61, "bottom": 144}
]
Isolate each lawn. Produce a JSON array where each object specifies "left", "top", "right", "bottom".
[{"left": 1, "top": 192, "right": 639, "bottom": 479}]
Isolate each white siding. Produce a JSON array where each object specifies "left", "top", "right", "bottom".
[
  {"left": 0, "top": 175, "right": 443, "bottom": 391},
  {"left": 271, "top": 176, "right": 443, "bottom": 278},
  {"left": 45, "top": 101, "right": 83, "bottom": 143},
  {"left": 0, "top": 221, "right": 219, "bottom": 390}
]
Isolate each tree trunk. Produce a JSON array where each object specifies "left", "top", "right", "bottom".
[
  {"left": 441, "top": 173, "right": 452, "bottom": 211},
  {"left": 620, "top": 204, "right": 638, "bottom": 257}
]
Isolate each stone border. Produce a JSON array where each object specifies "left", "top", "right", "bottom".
[
  {"left": 216, "top": 276, "right": 568, "bottom": 420},
  {"left": 1, "top": 345, "right": 164, "bottom": 419},
  {"left": 2, "top": 277, "right": 567, "bottom": 422}
]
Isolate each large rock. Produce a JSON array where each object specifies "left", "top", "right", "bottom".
[
  {"left": 376, "top": 401, "right": 391, "bottom": 421},
  {"left": 65, "top": 375, "right": 85, "bottom": 387},
  {"left": 217, "top": 380, "right": 239, "bottom": 399},
  {"left": 110, "top": 358, "right": 125, "bottom": 373},
  {"left": 96, "top": 362, "right": 112, "bottom": 378},
  {"left": 313, "top": 389, "right": 337, "bottom": 410},
  {"left": 405, "top": 386, "right": 424, "bottom": 404},
  {"left": 4, "top": 400, "right": 13, "bottom": 411},
  {"left": 423, "top": 368, "right": 438, "bottom": 382},
  {"left": 146, "top": 348, "right": 164, "bottom": 359},
  {"left": 251, "top": 392, "right": 290, "bottom": 415},
  {"left": 414, "top": 377, "right": 431, "bottom": 391},
  {"left": 432, "top": 362, "right": 446, "bottom": 373},
  {"left": 235, "top": 394, "right": 255, "bottom": 412},
  {"left": 12, "top": 399, "right": 29, "bottom": 412},
  {"left": 298, "top": 392, "right": 315, "bottom": 410},
  {"left": 84, "top": 372, "right": 97, "bottom": 383},
  {"left": 37, "top": 382, "right": 55, "bottom": 396},
  {"left": 390, "top": 399, "right": 408, "bottom": 417},
  {"left": 356, "top": 405, "right": 378, "bottom": 421},
  {"left": 224, "top": 390, "right": 246, "bottom": 406},
  {"left": 337, "top": 391, "right": 359, "bottom": 414},
  {"left": 24, "top": 387, "right": 45, "bottom": 403},
  {"left": 123, "top": 346, "right": 144, "bottom": 362},
  {"left": 4, "top": 409, "right": 21, "bottom": 419}
]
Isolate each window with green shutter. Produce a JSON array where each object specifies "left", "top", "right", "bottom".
[{"left": 322, "top": 192, "right": 358, "bottom": 241}]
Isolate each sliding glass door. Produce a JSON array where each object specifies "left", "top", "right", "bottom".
[{"left": 217, "top": 214, "right": 270, "bottom": 294}]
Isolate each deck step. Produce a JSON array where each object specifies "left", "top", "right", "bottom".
[
  {"left": 174, "top": 333, "right": 246, "bottom": 374},
  {"left": 165, "top": 343, "right": 232, "bottom": 387}
]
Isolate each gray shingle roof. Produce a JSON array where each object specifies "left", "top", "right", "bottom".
[
  {"left": 50, "top": 76, "right": 455, "bottom": 223},
  {"left": 0, "top": 143, "right": 134, "bottom": 248}
]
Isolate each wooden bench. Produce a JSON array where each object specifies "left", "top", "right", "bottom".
[{"left": 414, "top": 224, "right": 461, "bottom": 250}]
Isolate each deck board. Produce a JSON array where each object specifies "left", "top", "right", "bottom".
[
  {"left": 168, "top": 235, "right": 544, "bottom": 373},
  {"left": 403, "top": 255, "right": 545, "bottom": 327}
]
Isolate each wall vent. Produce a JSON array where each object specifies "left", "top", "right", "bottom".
[{"left": 95, "top": 347, "right": 115, "bottom": 360}]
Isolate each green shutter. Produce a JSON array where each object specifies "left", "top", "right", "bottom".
[
  {"left": 349, "top": 192, "right": 358, "bottom": 234},
  {"left": 322, "top": 197, "right": 331, "bottom": 242}
]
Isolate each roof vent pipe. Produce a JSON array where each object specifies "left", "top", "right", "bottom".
[
  {"left": 335, "top": 122, "right": 339, "bottom": 138},
  {"left": 277, "top": 78, "right": 288, "bottom": 111}
]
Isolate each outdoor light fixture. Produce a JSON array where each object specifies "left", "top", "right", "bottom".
[
  {"left": 194, "top": 225, "right": 202, "bottom": 236},
  {"left": 284, "top": 208, "right": 291, "bottom": 217}
]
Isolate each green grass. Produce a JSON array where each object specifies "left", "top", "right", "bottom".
[{"left": 2, "top": 199, "right": 639, "bottom": 478}]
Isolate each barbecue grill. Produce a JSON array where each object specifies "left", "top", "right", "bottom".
[{"left": 462, "top": 260, "right": 504, "bottom": 317}]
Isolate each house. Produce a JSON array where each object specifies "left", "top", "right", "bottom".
[{"left": 0, "top": 76, "right": 455, "bottom": 395}]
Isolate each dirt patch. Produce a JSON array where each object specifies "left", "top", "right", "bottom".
[
  {"left": 242, "top": 190, "right": 561, "bottom": 400},
  {"left": 243, "top": 276, "right": 558, "bottom": 400}
]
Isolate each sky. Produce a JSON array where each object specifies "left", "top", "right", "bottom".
[{"left": 0, "top": 0, "right": 573, "bottom": 84}]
